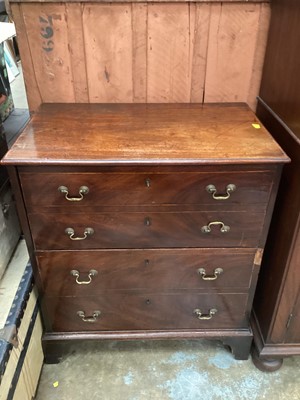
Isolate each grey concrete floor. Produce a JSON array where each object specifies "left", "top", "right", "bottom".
[{"left": 35, "top": 340, "right": 300, "bottom": 400}]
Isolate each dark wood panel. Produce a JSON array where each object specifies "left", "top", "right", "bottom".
[
  {"left": 43, "top": 293, "right": 249, "bottom": 332},
  {"left": 18, "top": 164, "right": 279, "bottom": 174},
  {"left": 259, "top": 0, "right": 300, "bottom": 141},
  {"left": 251, "top": 0, "right": 300, "bottom": 366},
  {"left": 254, "top": 101, "right": 300, "bottom": 341},
  {"left": 274, "top": 216, "right": 300, "bottom": 343},
  {"left": 29, "top": 211, "right": 265, "bottom": 249},
  {"left": 36, "top": 249, "right": 256, "bottom": 295},
  {"left": 2, "top": 104, "right": 288, "bottom": 166},
  {"left": 20, "top": 170, "right": 274, "bottom": 208},
  {"left": 284, "top": 225, "right": 300, "bottom": 344}
]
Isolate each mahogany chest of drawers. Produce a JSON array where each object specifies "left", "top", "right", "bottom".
[{"left": 2, "top": 103, "right": 289, "bottom": 363}]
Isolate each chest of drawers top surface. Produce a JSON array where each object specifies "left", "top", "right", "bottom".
[{"left": 2, "top": 103, "right": 288, "bottom": 166}]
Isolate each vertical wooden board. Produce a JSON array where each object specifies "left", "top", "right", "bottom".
[
  {"left": 82, "top": 4, "right": 133, "bottom": 103},
  {"left": 66, "top": 3, "right": 89, "bottom": 103},
  {"left": 204, "top": 3, "right": 262, "bottom": 104},
  {"left": 132, "top": 3, "right": 147, "bottom": 103},
  {"left": 14, "top": 314, "right": 43, "bottom": 400},
  {"left": 272, "top": 219, "right": 300, "bottom": 343},
  {"left": 11, "top": 4, "right": 42, "bottom": 112},
  {"left": 147, "top": 4, "right": 191, "bottom": 103},
  {"left": 189, "top": 3, "right": 211, "bottom": 103},
  {"left": 247, "top": 3, "right": 271, "bottom": 111},
  {"left": 21, "top": 3, "right": 75, "bottom": 103},
  {"left": 0, "top": 348, "right": 21, "bottom": 400}
]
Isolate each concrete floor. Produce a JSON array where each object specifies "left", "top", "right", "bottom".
[
  {"left": 8, "top": 63, "right": 300, "bottom": 400},
  {"left": 35, "top": 340, "right": 300, "bottom": 400}
]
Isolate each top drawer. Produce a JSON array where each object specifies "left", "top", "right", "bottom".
[{"left": 20, "top": 170, "right": 274, "bottom": 209}]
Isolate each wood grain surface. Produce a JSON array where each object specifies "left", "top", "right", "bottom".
[
  {"left": 251, "top": 0, "right": 300, "bottom": 362},
  {"left": 11, "top": 2, "right": 270, "bottom": 111},
  {"left": 28, "top": 210, "right": 266, "bottom": 249},
  {"left": 19, "top": 170, "right": 274, "bottom": 209},
  {"left": 36, "top": 249, "right": 256, "bottom": 296},
  {"left": 43, "top": 292, "right": 249, "bottom": 332},
  {"left": 2, "top": 103, "right": 288, "bottom": 165}
]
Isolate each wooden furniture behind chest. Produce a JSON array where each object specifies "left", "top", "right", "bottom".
[
  {"left": 251, "top": 0, "right": 300, "bottom": 371},
  {"left": 10, "top": 0, "right": 270, "bottom": 112},
  {"left": 2, "top": 103, "right": 288, "bottom": 363}
]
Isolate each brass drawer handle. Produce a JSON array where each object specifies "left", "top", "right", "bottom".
[
  {"left": 65, "top": 227, "right": 94, "bottom": 240},
  {"left": 77, "top": 310, "right": 101, "bottom": 323},
  {"left": 201, "top": 221, "right": 230, "bottom": 233},
  {"left": 206, "top": 184, "right": 236, "bottom": 200},
  {"left": 193, "top": 308, "right": 218, "bottom": 320},
  {"left": 58, "top": 185, "right": 89, "bottom": 201},
  {"left": 70, "top": 269, "right": 98, "bottom": 285},
  {"left": 145, "top": 178, "right": 151, "bottom": 188},
  {"left": 198, "top": 267, "right": 223, "bottom": 281}
]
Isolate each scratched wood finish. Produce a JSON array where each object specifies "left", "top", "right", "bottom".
[
  {"left": 83, "top": 4, "right": 133, "bottom": 103},
  {"left": 205, "top": 3, "right": 270, "bottom": 109},
  {"left": 3, "top": 104, "right": 288, "bottom": 165},
  {"left": 11, "top": 2, "right": 270, "bottom": 111},
  {"left": 36, "top": 249, "right": 256, "bottom": 296},
  {"left": 11, "top": 4, "right": 43, "bottom": 110},
  {"left": 65, "top": 3, "right": 89, "bottom": 102},
  {"left": 20, "top": 3, "right": 76, "bottom": 103},
  {"left": 43, "top": 293, "right": 249, "bottom": 332}
]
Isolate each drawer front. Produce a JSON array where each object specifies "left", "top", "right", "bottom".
[
  {"left": 20, "top": 171, "right": 273, "bottom": 208},
  {"left": 37, "top": 249, "right": 256, "bottom": 295},
  {"left": 29, "top": 211, "right": 264, "bottom": 249},
  {"left": 43, "top": 293, "right": 248, "bottom": 332}
]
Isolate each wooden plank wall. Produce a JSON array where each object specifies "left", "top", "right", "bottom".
[{"left": 11, "top": 2, "right": 270, "bottom": 112}]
